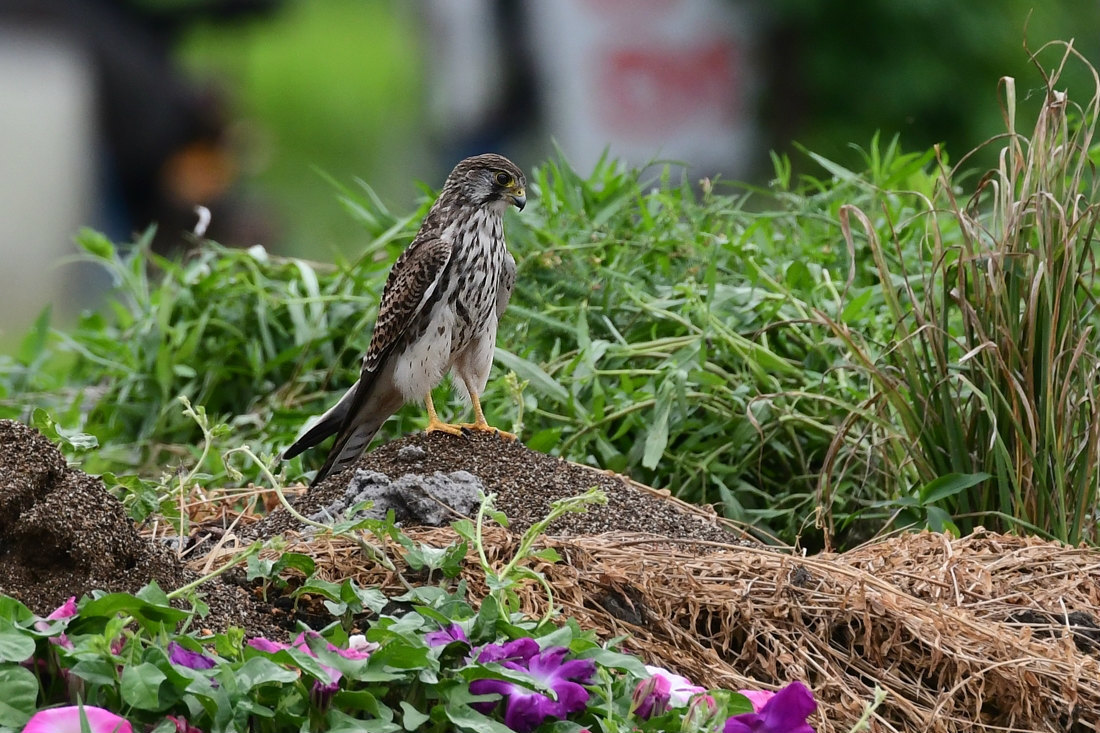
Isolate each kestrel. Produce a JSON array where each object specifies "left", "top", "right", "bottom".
[{"left": 283, "top": 153, "right": 526, "bottom": 485}]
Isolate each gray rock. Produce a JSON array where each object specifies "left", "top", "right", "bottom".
[{"left": 308, "top": 469, "right": 484, "bottom": 527}]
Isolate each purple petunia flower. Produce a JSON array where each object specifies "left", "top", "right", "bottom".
[
  {"left": 632, "top": 674, "right": 671, "bottom": 719},
  {"left": 475, "top": 636, "right": 540, "bottom": 665},
  {"left": 723, "top": 681, "right": 817, "bottom": 733},
  {"left": 425, "top": 623, "right": 469, "bottom": 647},
  {"left": 23, "top": 705, "right": 132, "bottom": 733},
  {"left": 470, "top": 646, "right": 596, "bottom": 733},
  {"left": 168, "top": 641, "right": 216, "bottom": 670}
]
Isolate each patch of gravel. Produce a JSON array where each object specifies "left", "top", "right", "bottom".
[{"left": 254, "top": 431, "right": 740, "bottom": 544}]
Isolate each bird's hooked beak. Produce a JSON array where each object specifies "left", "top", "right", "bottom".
[{"left": 510, "top": 188, "right": 527, "bottom": 211}]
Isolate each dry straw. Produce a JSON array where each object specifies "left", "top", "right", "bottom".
[{"left": 194, "top": 520, "right": 1099, "bottom": 733}]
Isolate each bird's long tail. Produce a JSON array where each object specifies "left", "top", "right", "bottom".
[
  {"left": 280, "top": 381, "right": 360, "bottom": 462},
  {"left": 282, "top": 368, "right": 403, "bottom": 487},
  {"left": 310, "top": 419, "right": 386, "bottom": 486}
]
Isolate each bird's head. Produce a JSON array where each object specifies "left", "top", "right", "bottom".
[{"left": 445, "top": 153, "right": 527, "bottom": 214}]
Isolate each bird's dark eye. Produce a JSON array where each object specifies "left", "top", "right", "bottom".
[{"left": 495, "top": 172, "right": 512, "bottom": 186}]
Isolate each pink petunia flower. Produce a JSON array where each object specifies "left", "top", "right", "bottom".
[
  {"left": 247, "top": 632, "right": 374, "bottom": 707},
  {"left": 724, "top": 681, "right": 816, "bottom": 733},
  {"left": 23, "top": 705, "right": 132, "bottom": 733},
  {"left": 246, "top": 637, "right": 287, "bottom": 654},
  {"left": 632, "top": 664, "right": 705, "bottom": 718},
  {"left": 45, "top": 597, "right": 78, "bottom": 623},
  {"left": 166, "top": 714, "right": 204, "bottom": 733},
  {"left": 34, "top": 596, "right": 79, "bottom": 650},
  {"left": 739, "top": 689, "right": 777, "bottom": 713}
]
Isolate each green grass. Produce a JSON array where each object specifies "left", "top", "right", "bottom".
[
  {"left": 817, "top": 42, "right": 1100, "bottom": 544},
  {"left": 3, "top": 45, "right": 1099, "bottom": 549}
]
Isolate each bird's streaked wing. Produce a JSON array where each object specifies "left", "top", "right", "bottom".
[
  {"left": 305, "top": 236, "right": 453, "bottom": 484},
  {"left": 363, "top": 235, "right": 453, "bottom": 372}
]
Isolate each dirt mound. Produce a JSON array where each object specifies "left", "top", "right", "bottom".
[
  {"left": 0, "top": 420, "right": 180, "bottom": 612},
  {"left": 256, "top": 430, "right": 744, "bottom": 544},
  {"left": 0, "top": 420, "right": 281, "bottom": 637}
]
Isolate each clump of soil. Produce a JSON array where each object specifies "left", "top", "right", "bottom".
[
  {"left": 255, "top": 431, "right": 742, "bottom": 544},
  {"left": 0, "top": 420, "right": 282, "bottom": 637}
]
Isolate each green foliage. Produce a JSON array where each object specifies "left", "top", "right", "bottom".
[
  {"left": 817, "top": 42, "right": 1100, "bottom": 544},
  {"left": 3, "top": 504, "right": 765, "bottom": 733}
]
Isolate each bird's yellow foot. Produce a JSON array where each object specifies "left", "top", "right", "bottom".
[
  {"left": 425, "top": 417, "right": 464, "bottom": 437},
  {"left": 457, "top": 421, "right": 517, "bottom": 441}
]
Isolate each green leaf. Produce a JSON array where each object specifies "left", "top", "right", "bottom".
[
  {"left": 444, "top": 703, "right": 515, "bottom": 733},
  {"left": 296, "top": 577, "right": 344, "bottom": 602},
  {"left": 30, "top": 408, "right": 99, "bottom": 453},
  {"left": 918, "top": 472, "right": 990, "bottom": 505},
  {"left": 17, "top": 306, "right": 51, "bottom": 366},
  {"left": 78, "top": 591, "right": 188, "bottom": 632},
  {"left": 246, "top": 556, "right": 277, "bottom": 582},
  {"left": 577, "top": 647, "right": 648, "bottom": 676},
  {"left": 0, "top": 665, "right": 38, "bottom": 727},
  {"left": 529, "top": 547, "right": 562, "bottom": 563},
  {"left": 345, "top": 582, "right": 388, "bottom": 614},
  {"left": 234, "top": 656, "right": 301, "bottom": 690},
  {"left": 0, "top": 597, "right": 32, "bottom": 625},
  {"left": 69, "top": 659, "right": 119, "bottom": 686},
  {"left": 399, "top": 701, "right": 430, "bottom": 730},
  {"left": 278, "top": 552, "right": 317, "bottom": 577},
  {"left": 925, "top": 506, "right": 960, "bottom": 536},
  {"left": 135, "top": 581, "right": 171, "bottom": 607},
  {"left": 642, "top": 381, "right": 674, "bottom": 469},
  {"left": 76, "top": 227, "right": 117, "bottom": 259},
  {"left": 0, "top": 620, "right": 35, "bottom": 662},
  {"left": 121, "top": 661, "right": 168, "bottom": 710},
  {"left": 493, "top": 348, "right": 569, "bottom": 403}
]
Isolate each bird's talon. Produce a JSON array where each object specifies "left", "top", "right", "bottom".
[
  {"left": 456, "top": 423, "right": 517, "bottom": 441},
  {"left": 425, "top": 420, "right": 464, "bottom": 437}
]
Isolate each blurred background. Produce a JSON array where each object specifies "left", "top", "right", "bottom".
[{"left": 1, "top": 0, "right": 1098, "bottom": 342}]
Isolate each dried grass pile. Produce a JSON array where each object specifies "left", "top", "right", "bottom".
[{"left": 241, "top": 525, "right": 1100, "bottom": 733}]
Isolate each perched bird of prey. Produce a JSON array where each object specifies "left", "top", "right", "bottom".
[{"left": 283, "top": 153, "right": 526, "bottom": 485}]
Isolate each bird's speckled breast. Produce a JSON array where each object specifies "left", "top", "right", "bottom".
[{"left": 401, "top": 208, "right": 507, "bottom": 361}]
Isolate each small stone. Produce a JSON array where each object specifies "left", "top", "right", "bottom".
[{"left": 397, "top": 445, "right": 427, "bottom": 461}]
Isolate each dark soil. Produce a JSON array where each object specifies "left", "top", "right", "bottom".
[
  {"left": 254, "top": 430, "right": 739, "bottom": 544},
  {"left": 0, "top": 420, "right": 283, "bottom": 637},
  {"left": 0, "top": 420, "right": 741, "bottom": 639}
]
